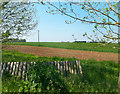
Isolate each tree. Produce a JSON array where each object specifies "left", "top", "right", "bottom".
[
  {"left": 0, "top": 1, "right": 38, "bottom": 42},
  {"left": 40, "top": 1, "right": 120, "bottom": 43}
]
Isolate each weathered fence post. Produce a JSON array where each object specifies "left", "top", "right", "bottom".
[
  {"left": 12, "top": 62, "right": 16, "bottom": 75},
  {"left": 1, "top": 60, "right": 82, "bottom": 80}
]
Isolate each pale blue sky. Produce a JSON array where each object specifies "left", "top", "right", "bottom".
[{"left": 23, "top": 2, "right": 118, "bottom": 42}]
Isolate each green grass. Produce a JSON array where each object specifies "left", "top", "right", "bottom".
[
  {"left": 2, "top": 71, "right": 21, "bottom": 92},
  {"left": 2, "top": 50, "right": 118, "bottom": 92},
  {"left": 2, "top": 50, "right": 78, "bottom": 62},
  {"left": 4, "top": 42, "right": 118, "bottom": 53}
]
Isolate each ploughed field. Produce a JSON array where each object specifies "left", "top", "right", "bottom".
[
  {"left": 5, "top": 42, "right": 118, "bottom": 53},
  {"left": 3, "top": 42, "right": 118, "bottom": 63}
]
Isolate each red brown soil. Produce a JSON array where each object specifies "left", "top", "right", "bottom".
[{"left": 3, "top": 45, "right": 118, "bottom": 63}]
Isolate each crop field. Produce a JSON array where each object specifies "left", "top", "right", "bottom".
[
  {"left": 4, "top": 42, "right": 118, "bottom": 53},
  {"left": 2, "top": 50, "right": 118, "bottom": 92}
]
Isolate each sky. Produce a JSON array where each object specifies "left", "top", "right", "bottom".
[{"left": 22, "top": 2, "right": 118, "bottom": 42}]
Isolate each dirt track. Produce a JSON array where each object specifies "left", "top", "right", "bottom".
[{"left": 3, "top": 45, "right": 118, "bottom": 63}]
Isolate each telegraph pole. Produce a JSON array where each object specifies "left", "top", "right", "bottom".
[{"left": 38, "top": 30, "right": 39, "bottom": 42}]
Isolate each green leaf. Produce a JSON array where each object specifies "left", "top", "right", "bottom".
[
  {"left": 63, "top": 8, "right": 66, "bottom": 10},
  {"left": 104, "top": 26, "right": 106, "bottom": 29},
  {"left": 103, "top": 18, "right": 106, "bottom": 21},
  {"left": 94, "top": 24, "right": 98, "bottom": 28},
  {"left": 106, "top": 8, "right": 109, "bottom": 11},
  {"left": 82, "top": 6, "right": 84, "bottom": 9},
  {"left": 0, "top": 20, "right": 2, "bottom": 24}
]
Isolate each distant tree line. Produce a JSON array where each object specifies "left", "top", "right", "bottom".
[
  {"left": 73, "top": 40, "right": 106, "bottom": 43},
  {"left": 2, "top": 38, "right": 26, "bottom": 42}
]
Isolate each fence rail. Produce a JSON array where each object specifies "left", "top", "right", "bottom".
[{"left": 0, "top": 61, "right": 82, "bottom": 80}]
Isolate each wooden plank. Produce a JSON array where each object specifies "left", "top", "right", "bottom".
[
  {"left": 22, "top": 62, "right": 26, "bottom": 79},
  {"left": 3, "top": 63, "right": 6, "bottom": 70},
  {"left": 18, "top": 62, "right": 22, "bottom": 78},
  {"left": 76, "top": 60, "right": 80, "bottom": 74},
  {"left": 60, "top": 61, "right": 62, "bottom": 73},
  {"left": 72, "top": 61, "right": 75, "bottom": 74},
  {"left": 53, "top": 61, "right": 55, "bottom": 67},
  {"left": 51, "top": 61, "right": 53, "bottom": 67},
  {"left": 64, "top": 61, "right": 67, "bottom": 76},
  {"left": 11, "top": 62, "right": 14, "bottom": 75},
  {"left": 0, "top": 63, "right": 2, "bottom": 77},
  {"left": 71, "top": 61, "right": 74, "bottom": 74},
  {"left": 78, "top": 61, "right": 82, "bottom": 75},
  {"left": 0, "top": 63, "right": 2, "bottom": 74},
  {"left": 21, "top": 62, "right": 24, "bottom": 79},
  {"left": 54, "top": 61, "right": 57, "bottom": 69},
  {"left": 57, "top": 61, "right": 60, "bottom": 73},
  {"left": 73, "top": 61, "right": 76, "bottom": 74},
  {"left": 30, "top": 62, "right": 33, "bottom": 66},
  {"left": 25, "top": 62, "right": 29, "bottom": 80},
  {"left": 67, "top": 61, "right": 70, "bottom": 74},
  {"left": 34, "top": 62, "right": 36, "bottom": 65},
  {"left": 0, "top": 63, "right": 3, "bottom": 75},
  {"left": 4, "top": 63, "right": 7, "bottom": 70},
  {"left": 12, "top": 62, "right": 16, "bottom": 75},
  {"left": 69, "top": 61, "right": 72, "bottom": 74},
  {"left": 55, "top": 61, "right": 58, "bottom": 71},
  {"left": 63, "top": 61, "right": 65, "bottom": 75},
  {"left": 1, "top": 63, "right": 3, "bottom": 70},
  {"left": 1, "top": 63, "right": 6, "bottom": 74},
  {"left": 59, "top": 61, "right": 62, "bottom": 73},
  {"left": 15, "top": 62, "right": 19, "bottom": 75},
  {"left": 49, "top": 61, "right": 51, "bottom": 66},
  {"left": 10, "top": 62, "right": 13, "bottom": 74},
  {"left": 9, "top": 62, "right": 11, "bottom": 73},
  {"left": 6, "top": 62, "right": 10, "bottom": 71},
  {"left": 65, "top": 61, "right": 68, "bottom": 75},
  {"left": 62, "top": 61, "right": 64, "bottom": 73},
  {"left": 74, "top": 61, "right": 77, "bottom": 75}
]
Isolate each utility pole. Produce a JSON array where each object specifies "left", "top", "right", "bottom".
[{"left": 38, "top": 30, "right": 39, "bottom": 42}]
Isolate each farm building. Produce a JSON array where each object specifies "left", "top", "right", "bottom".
[{"left": 74, "top": 41, "right": 86, "bottom": 43}]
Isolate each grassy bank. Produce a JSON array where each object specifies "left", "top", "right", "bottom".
[
  {"left": 2, "top": 50, "right": 78, "bottom": 62},
  {"left": 2, "top": 50, "right": 118, "bottom": 92},
  {"left": 4, "top": 42, "right": 118, "bottom": 53}
]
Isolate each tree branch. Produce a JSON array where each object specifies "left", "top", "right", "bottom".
[
  {"left": 47, "top": 2, "right": 120, "bottom": 27},
  {"left": 106, "top": 0, "right": 120, "bottom": 15}
]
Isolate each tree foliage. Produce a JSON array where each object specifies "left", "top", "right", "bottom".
[
  {"left": 41, "top": 0, "right": 120, "bottom": 43},
  {"left": 0, "top": 2, "right": 38, "bottom": 41}
]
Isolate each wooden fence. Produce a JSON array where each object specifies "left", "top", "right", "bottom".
[{"left": 0, "top": 61, "right": 82, "bottom": 80}]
